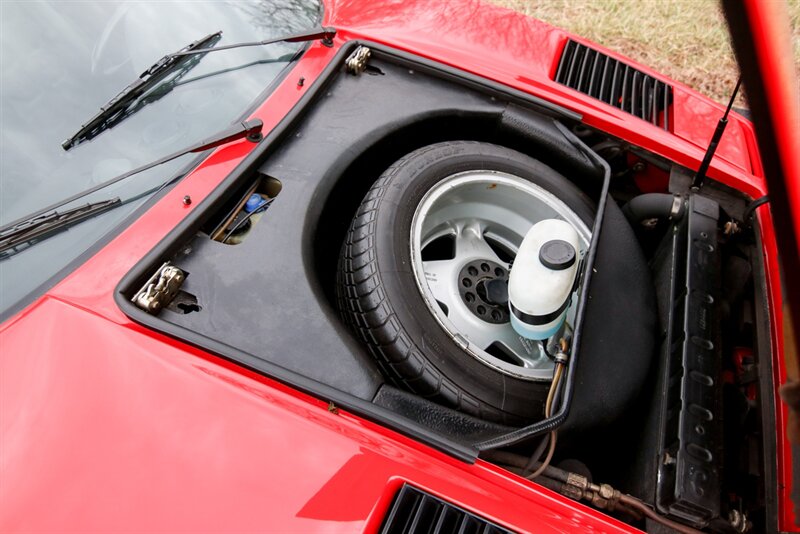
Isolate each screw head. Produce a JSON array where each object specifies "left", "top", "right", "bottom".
[{"left": 182, "top": 195, "right": 192, "bottom": 206}]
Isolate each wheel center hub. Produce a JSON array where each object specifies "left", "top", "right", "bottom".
[{"left": 457, "top": 259, "right": 509, "bottom": 324}]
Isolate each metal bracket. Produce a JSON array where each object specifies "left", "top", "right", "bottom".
[
  {"left": 346, "top": 46, "right": 371, "bottom": 75},
  {"left": 132, "top": 262, "right": 185, "bottom": 313}
]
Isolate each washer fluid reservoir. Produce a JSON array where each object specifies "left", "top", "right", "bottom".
[{"left": 508, "top": 219, "right": 580, "bottom": 340}]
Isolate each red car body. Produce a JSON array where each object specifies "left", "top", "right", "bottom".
[{"left": 1, "top": 0, "right": 796, "bottom": 531}]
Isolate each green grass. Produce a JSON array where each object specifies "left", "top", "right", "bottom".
[{"left": 489, "top": 0, "right": 800, "bottom": 105}]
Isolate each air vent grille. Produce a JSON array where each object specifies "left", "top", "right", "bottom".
[
  {"left": 380, "top": 485, "right": 514, "bottom": 534},
  {"left": 555, "top": 39, "right": 673, "bottom": 130}
]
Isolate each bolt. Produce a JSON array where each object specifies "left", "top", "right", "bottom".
[
  {"left": 297, "top": 76, "right": 305, "bottom": 87},
  {"left": 632, "top": 161, "right": 646, "bottom": 172},
  {"left": 182, "top": 195, "right": 192, "bottom": 206},
  {"left": 598, "top": 484, "right": 615, "bottom": 500}
]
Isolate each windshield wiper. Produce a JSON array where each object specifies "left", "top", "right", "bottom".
[
  {"left": 1, "top": 118, "right": 263, "bottom": 255},
  {"left": 62, "top": 26, "right": 335, "bottom": 151},
  {"left": 61, "top": 31, "right": 223, "bottom": 151},
  {"left": 0, "top": 199, "right": 122, "bottom": 255}
]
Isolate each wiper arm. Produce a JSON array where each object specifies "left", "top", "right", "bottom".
[
  {"left": 1, "top": 118, "right": 263, "bottom": 255},
  {"left": 0, "top": 199, "right": 121, "bottom": 254},
  {"left": 169, "top": 26, "right": 335, "bottom": 58},
  {"left": 62, "top": 31, "right": 224, "bottom": 151},
  {"left": 62, "top": 26, "right": 335, "bottom": 151}
]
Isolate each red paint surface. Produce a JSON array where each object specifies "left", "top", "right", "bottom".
[
  {"left": 741, "top": 0, "right": 800, "bottom": 262},
  {"left": 1, "top": 0, "right": 792, "bottom": 531},
  {"left": 1, "top": 297, "right": 636, "bottom": 532},
  {"left": 740, "top": 0, "right": 800, "bottom": 528}
]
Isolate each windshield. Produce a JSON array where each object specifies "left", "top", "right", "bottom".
[{"left": 0, "top": 0, "right": 321, "bottom": 318}]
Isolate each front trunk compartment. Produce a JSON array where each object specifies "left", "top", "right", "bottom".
[{"left": 116, "top": 42, "right": 777, "bottom": 532}]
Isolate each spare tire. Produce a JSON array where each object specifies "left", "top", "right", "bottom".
[{"left": 336, "top": 141, "right": 597, "bottom": 424}]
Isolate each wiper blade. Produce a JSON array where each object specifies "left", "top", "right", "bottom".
[
  {"left": 1, "top": 118, "right": 263, "bottom": 255},
  {"left": 62, "top": 26, "right": 335, "bottom": 151},
  {"left": 169, "top": 26, "right": 335, "bottom": 58},
  {"left": 0, "top": 199, "right": 121, "bottom": 254},
  {"left": 62, "top": 31, "right": 223, "bottom": 151}
]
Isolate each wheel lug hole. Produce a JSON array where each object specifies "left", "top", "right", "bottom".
[{"left": 458, "top": 261, "right": 509, "bottom": 324}]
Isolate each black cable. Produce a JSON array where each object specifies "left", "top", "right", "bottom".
[
  {"left": 523, "top": 433, "right": 551, "bottom": 473},
  {"left": 474, "top": 122, "right": 612, "bottom": 451},
  {"left": 742, "top": 195, "right": 769, "bottom": 222}
]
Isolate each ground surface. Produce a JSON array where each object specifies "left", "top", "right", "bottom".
[{"left": 491, "top": 0, "right": 800, "bottom": 106}]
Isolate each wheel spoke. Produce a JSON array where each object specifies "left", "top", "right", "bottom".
[
  {"left": 490, "top": 323, "right": 549, "bottom": 368},
  {"left": 454, "top": 221, "right": 506, "bottom": 266},
  {"left": 446, "top": 303, "right": 497, "bottom": 351},
  {"left": 421, "top": 259, "right": 459, "bottom": 311}
]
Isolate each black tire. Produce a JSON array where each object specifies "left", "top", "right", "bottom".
[{"left": 336, "top": 141, "right": 595, "bottom": 424}]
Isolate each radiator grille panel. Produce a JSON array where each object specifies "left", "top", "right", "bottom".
[
  {"left": 381, "top": 485, "right": 514, "bottom": 534},
  {"left": 555, "top": 39, "right": 673, "bottom": 130}
]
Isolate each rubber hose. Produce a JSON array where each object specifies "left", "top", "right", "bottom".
[
  {"left": 480, "top": 450, "right": 572, "bottom": 484},
  {"left": 622, "top": 193, "right": 684, "bottom": 225},
  {"left": 488, "top": 464, "right": 566, "bottom": 496},
  {"left": 618, "top": 495, "right": 704, "bottom": 534}
]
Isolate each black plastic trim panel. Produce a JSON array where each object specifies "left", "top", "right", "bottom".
[
  {"left": 655, "top": 195, "right": 722, "bottom": 526},
  {"left": 555, "top": 39, "right": 673, "bottom": 130},
  {"left": 114, "top": 41, "right": 582, "bottom": 462},
  {"left": 751, "top": 220, "right": 780, "bottom": 533}
]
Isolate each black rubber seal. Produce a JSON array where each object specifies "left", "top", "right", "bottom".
[{"left": 509, "top": 299, "right": 569, "bottom": 326}]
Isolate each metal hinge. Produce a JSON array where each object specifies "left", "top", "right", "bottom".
[
  {"left": 132, "top": 262, "right": 185, "bottom": 313},
  {"left": 345, "top": 46, "right": 371, "bottom": 75}
]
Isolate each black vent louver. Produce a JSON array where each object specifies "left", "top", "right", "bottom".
[
  {"left": 555, "top": 39, "right": 673, "bottom": 130},
  {"left": 380, "top": 485, "right": 514, "bottom": 534}
]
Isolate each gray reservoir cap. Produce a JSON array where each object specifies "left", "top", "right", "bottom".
[{"left": 539, "top": 239, "right": 576, "bottom": 271}]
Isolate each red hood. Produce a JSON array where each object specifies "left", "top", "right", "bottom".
[{"left": 326, "top": 0, "right": 759, "bottom": 181}]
